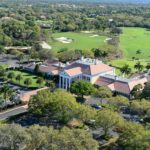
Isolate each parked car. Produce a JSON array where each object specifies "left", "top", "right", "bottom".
[
  {"left": 91, "top": 104, "right": 102, "bottom": 110},
  {"left": 85, "top": 119, "right": 96, "bottom": 126}
]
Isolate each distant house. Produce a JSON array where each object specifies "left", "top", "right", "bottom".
[{"left": 24, "top": 60, "right": 69, "bottom": 77}]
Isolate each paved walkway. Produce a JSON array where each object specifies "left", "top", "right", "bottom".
[
  {"left": 0, "top": 87, "right": 48, "bottom": 120},
  {"left": 0, "top": 105, "right": 28, "bottom": 120},
  {"left": 20, "top": 87, "right": 48, "bottom": 103}
]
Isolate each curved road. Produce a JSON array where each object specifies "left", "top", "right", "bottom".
[{"left": 0, "top": 105, "right": 28, "bottom": 120}]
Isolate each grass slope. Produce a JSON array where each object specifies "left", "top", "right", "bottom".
[
  {"left": 110, "top": 59, "right": 148, "bottom": 76},
  {"left": 120, "top": 27, "right": 150, "bottom": 59},
  {"left": 50, "top": 32, "right": 107, "bottom": 51}
]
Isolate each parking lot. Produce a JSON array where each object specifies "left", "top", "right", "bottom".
[
  {"left": 0, "top": 54, "right": 19, "bottom": 68},
  {"left": 85, "top": 96, "right": 144, "bottom": 124}
]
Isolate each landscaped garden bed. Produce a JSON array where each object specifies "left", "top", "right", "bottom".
[{"left": 6, "top": 70, "right": 46, "bottom": 89}]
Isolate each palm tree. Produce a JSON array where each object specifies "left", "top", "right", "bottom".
[
  {"left": 134, "top": 62, "right": 144, "bottom": 72},
  {"left": 136, "top": 49, "right": 142, "bottom": 55},
  {"left": 120, "top": 64, "right": 131, "bottom": 77},
  {"left": 24, "top": 78, "right": 32, "bottom": 88},
  {"left": 16, "top": 74, "right": 23, "bottom": 84}
]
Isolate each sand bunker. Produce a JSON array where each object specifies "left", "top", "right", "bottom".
[
  {"left": 56, "top": 37, "right": 72, "bottom": 44},
  {"left": 40, "top": 41, "right": 52, "bottom": 49},
  {"left": 104, "top": 38, "right": 112, "bottom": 42},
  {"left": 90, "top": 34, "right": 99, "bottom": 37},
  {"left": 82, "top": 31, "right": 93, "bottom": 34}
]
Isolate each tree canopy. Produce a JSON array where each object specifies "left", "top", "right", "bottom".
[
  {"left": 28, "top": 89, "right": 96, "bottom": 123},
  {"left": 0, "top": 124, "right": 99, "bottom": 150},
  {"left": 70, "top": 80, "right": 96, "bottom": 98}
]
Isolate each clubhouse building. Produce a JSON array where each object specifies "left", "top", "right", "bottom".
[
  {"left": 25, "top": 57, "right": 150, "bottom": 97},
  {"left": 59, "top": 57, "right": 115, "bottom": 89}
]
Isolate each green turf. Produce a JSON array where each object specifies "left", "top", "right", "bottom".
[
  {"left": 109, "top": 59, "right": 148, "bottom": 76},
  {"left": 50, "top": 32, "right": 107, "bottom": 51},
  {"left": 120, "top": 27, "right": 150, "bottom": 59},
  {"left": 110, "top": 27, "right": 150, "bottom": 74},
  {"left": 6, "top": 70, "right": 45, "bottom": 88}
]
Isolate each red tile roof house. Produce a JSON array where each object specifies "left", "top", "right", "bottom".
[
  {"left": 23, "top": 60, "right": 69, "bottom": 77},
  {"left": 59, "top": 57, "right": 115, "bottom": 89},
  {"left": 96, "top": 74, "right": 150, "bottom": 98},
  {"left": 59, "top": 57, "right": 150, "bottom": 98},
  {"left": 24, "top": 57, "right": 150, "bottom": 98}
]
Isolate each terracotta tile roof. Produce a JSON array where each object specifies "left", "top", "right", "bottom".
[
  {"left": 96, "top": 75, "right": 150, "bottom": 95},
  {"left": 39, "top": 65, "right": 59, "bottom": 74},
  {"left": 107, "top": 83, "right": 115, "bottom": 91},
  {"left": 128, "top": 77, "right": 148, "bottom": 91},
  {"left": 65, "top": 63, "right": 90, "bottom": 75},
  {"left": 24, "top": 60, "right": 61, "bottom": 75},
  {"left": 64, "top": 67, "right": 82, "bottom": 76},
  {"left": 95, "top": 77, "right": 114, "bottom": 86},
  {"left": 51, "top": 70, "right": 59, "bottom": 75},
  {"left": 146, "top": 75, "right": 150, "bottom": 82},
  {"left": 90, "top": 64, "right": 114, "bottom": 75},
  {"left": 113, "top": 82, "right": 130, "bottom": 95},
  {"left": 64, "top": 62, "right": 114, "bottom": 76}
]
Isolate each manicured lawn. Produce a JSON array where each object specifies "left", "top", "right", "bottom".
[
  {"left": 50, "top": 32, "right": 107, "bottom": 51},
  {"left": 6, "top": 70, "right": 46, "bottom": 88},
  {"left": 120, "top": 27, "right": 150, "bottom": 59},
  {"left": 109, "top": 59, "right": 148, "bottom": 76},
  {"left": 110, "top": 27, "right": 150, "bottom": 75}
]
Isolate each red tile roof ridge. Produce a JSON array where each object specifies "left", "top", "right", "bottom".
[{"left": 64, "top": 67, "right": 82, "bottom": 77}]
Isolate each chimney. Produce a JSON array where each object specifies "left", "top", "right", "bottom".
[
  {"left": 81, "top": 56, "right": 84, "bottom": 61},
  {"left": 94, "top": 59, "right": 97, "bottom": 65},
  {"left": 115, "top": 75, "right": 118, "bottom": 81}
]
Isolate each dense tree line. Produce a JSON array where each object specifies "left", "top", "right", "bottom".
[
  {"left": 28, "top": 87, "right": 150, "bottom": 149},
  {"left": 1, "top": 3, "right": 150, "bottom": 34},
  {"left": 0, "top": 124, "right": 98, "bottom": 150}
]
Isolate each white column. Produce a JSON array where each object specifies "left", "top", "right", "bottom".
[
  {"left": 59, "top": 76, "right": 61, "bottom": 88},
  {"left": 62, "top": 77, "right": 64, "bottom": 89},
  {"left": 66, "top": 78, "right": 68, "bottom": 90},
  {"left": 69, "top": 78, "right": 71, "bottom": 89}
]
